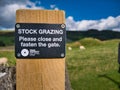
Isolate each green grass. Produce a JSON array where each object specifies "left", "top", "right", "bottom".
[
  {"left": 0, "top": 37, "right": 120, "bottom": 90},
  {"left": 0, "top": 51, "right": 16, "bottom": 66},
  {"left": 66, "top": 38, "right": 120, "bottom": 90},
  {"left": 0, "top": 36, "right": 14, "bottom": 45},
  {"left": 0, "top": 31, "right": 14, "bottom": 46}
]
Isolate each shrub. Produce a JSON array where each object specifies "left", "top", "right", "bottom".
[
  {"left": 0, "top": 41, "right": 5, "bottom": 46},
  {"left": 80, "top": 38, "right": 102, "bottom": 47}
]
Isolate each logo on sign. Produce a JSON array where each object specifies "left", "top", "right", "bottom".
[{"left": 21, "top": 49, "right": 29, "bottom": 57}]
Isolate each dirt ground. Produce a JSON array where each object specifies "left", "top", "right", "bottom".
[
  {"left": 0, "top": 46, "right": 14, "bottom": 51},
  {"left": 0, "top": 65, "right": 16, "bottom": 90}
]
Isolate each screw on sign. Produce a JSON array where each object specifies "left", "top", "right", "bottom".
[
  {"left": 61, "top": 24, "right": 65, "bottom": 28},
  {"left": 16, "top": 24, "right": 20, "bottom": 28}
]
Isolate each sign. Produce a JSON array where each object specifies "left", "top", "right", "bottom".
[{"left": 15, "top": 23, "right": 66, "bottom": 58}]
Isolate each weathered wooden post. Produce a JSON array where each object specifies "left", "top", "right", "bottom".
[{"left": 15, "top": 9, "right": 65, "bottom": 90}]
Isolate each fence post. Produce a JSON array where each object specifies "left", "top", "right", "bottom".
[{"left": 16, "top": 9, "right": 65, "bottom": 90}]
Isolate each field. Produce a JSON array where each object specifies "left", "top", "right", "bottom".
[
  {"left": 0, "top": 31, "right": 120, "bottom": 90},
  {"left": 66, "top": 38, "right": 120, "bottom": 90},
  {"left": 0, "top": 31, "right": 14, "bottom": 46}
]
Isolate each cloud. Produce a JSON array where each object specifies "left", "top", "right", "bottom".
[
  {"left": 50, "top": 5, "right": 56, "bottom": 9},
  {"left": 35, "top": 1, "right": 41, "bottom": 5},
  {"left": 0, "top": 0, "right": 44, "bottom": 30},
  {"left": 50, "top": 4, "right": 59, "bottom": 10},
  {"left": 66, "top": 15, "right": 120, "bottom": 31},
  {"left": 0, "top": 0, "right": 119, "bottom": 31}
]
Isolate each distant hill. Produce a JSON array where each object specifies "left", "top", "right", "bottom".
[
  {"left": 0, "top": 30, "right": 120, "bottom": 46},
  {"left": 67, "top": 29, "right": 120, "bottom": 41},
  {"left": 0, "top": 31, "right": 14, "bottom": 46}
]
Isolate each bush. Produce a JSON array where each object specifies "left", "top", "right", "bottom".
[
  {"left": 0, "top": 41, "right": 5, "bottom": 46},
  {"left": 80, "top": 38, "right": 102, "bottom": 47}
]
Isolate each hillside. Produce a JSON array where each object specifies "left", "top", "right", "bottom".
[
  {"left": 67, "top": 30, "right": 120, "bottom": 41},
  {"left": 0, "top": 38, "right": 120, "bottom": 90},
  {"left": 0, "top": 30, "right": 120, "bottom": 90},
  {"left": 0, "top": 30, "right": 120, "bottom": 46},
  {"left": 0, "top": 31, "right": 14, "bottom": 46}
]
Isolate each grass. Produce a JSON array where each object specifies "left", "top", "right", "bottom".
[
  {"left": 0, "top": 37, "right": 120, "bottom": 90},
  {"left": 0, "top": 31, "right": 14, "bottom": 46},
  {"left": 0, "top": 51, "right": 16, "bottom": 66},
  {"left": 0, "top": 36, "right": 14, "bottom": 45},
  {"left": 66, "top": 38, "right": 120, "bottom": 90}
]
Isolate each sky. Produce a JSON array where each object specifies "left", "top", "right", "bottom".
[{"left": 0, "top": 0, "right": 120, "bottom": 31}]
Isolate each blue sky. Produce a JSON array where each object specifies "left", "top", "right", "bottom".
[
  {"left": 0, "top": 0, "right": 120, "bottom": 31},
  {"left": 33, "top": 0, "right": 120, "bottom": 20}
]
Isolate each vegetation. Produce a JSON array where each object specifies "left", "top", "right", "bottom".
[
  {"left": 67, "top": 30, "right": 120, "bottom": 41},
  {"left": 0, "top": 30, "right": 120, "bottom": 90},
  {"left": 1, "top": 30, "right": 120, "bottom": 46},
  {"left": 0, "top": 51, "right": 16, "bottom": 66},
  {"left": 0, "top": 31, "right": 14, "bottom": 46},
  {"left": 66, "top": 38, "right": 120, "bottom": 90}
]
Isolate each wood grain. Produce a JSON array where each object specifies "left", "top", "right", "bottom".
[{"left": 16, "top": 9, "right": 65, "bottom": 90}]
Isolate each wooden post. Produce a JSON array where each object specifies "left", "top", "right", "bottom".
[{"left": 16, "top": 9, "right": 65, "bottom": 90}]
